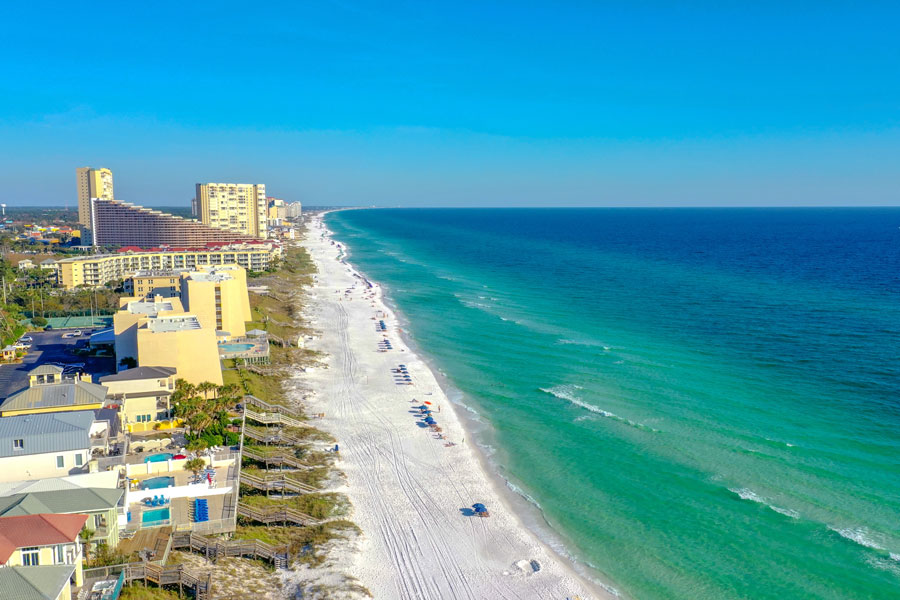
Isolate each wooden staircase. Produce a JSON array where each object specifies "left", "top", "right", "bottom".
[
  {"left": 125, "top": 562, "right": 212, "bottom": 600},
  {"left": 243, "top": 425, "right": 308, "bottom": 446},
  {"left": 244, "top": 407, "right": 309, "bottom": 429},
  {"left": 240, "top": 471, "right": 319, "bottom": 494},
  {"left": 242, "top": 445, "right": 313, "bottom": 470},
  {"left": 171, "top": 531, "right": 290, "bottom": 567}
]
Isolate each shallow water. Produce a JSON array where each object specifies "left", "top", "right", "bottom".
[{"left": 327, "top": 208, "right": 900, "bottom": 600}]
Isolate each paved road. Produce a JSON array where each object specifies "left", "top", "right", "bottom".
[{"left": 0, "top": 329, "right": 115, "bottom": 400}]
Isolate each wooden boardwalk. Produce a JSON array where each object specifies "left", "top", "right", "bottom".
[
  {"left": 171, "top": 530, "right": 290, "bottom": 569},
  {"left": 125, "top": 562, "right": 212, "bottom": 600},
  {"left": 242, "top": 445, "right": 313, "bottom": 470},
  {"left": 240, "top": 471, "right": 319, "bottom": 495}
]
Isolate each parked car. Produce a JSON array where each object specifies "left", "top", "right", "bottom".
[{"left": 19, "top": 336, "right": 33, "bottom": 343}]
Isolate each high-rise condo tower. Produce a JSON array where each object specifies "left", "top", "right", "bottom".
[
  {"left": 195, "top": 183, "right": 268, "bottom": 238},
  {"left": 76, "top": 167, "right": 114, "bottom": 227}
]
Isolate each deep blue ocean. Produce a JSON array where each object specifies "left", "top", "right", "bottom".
[{"left": 327, "top": 208, "right": 900, "bottom": 600}]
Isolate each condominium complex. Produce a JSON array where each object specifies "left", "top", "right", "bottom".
[
  {"left": 55, "top": 242, "right": 281, "bottom": 289},
  {"left": 91, "top": 198, "right": 252, "bottom": 247},
  {"left": 195, "top": 183, "right": 268, "bottom": 238},
  {"left": 127, "top": 264, "right": 252, "bottom": 338},
  {"left": 113, "top": 297, "right": 223, "bottom": 385},
  {"left": 76, "top": 167, "right": 114, "bottom": 228}
]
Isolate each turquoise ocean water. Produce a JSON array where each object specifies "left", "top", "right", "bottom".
[{"left": 326, "top": 208, "right": 900, "bottom": 600}]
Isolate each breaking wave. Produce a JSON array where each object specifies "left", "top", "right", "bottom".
[
  {"left": 539, "top": 385, "right": 659, "bottom": 432},
  {"left": 728, "top": 487, "right": 800, "bottom": 519}
]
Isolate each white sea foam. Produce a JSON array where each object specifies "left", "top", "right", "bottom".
[
  {"left": 504, "top": 478, "right": 543, "bottom": 510},
  {"left": 830, "top": 526, "right": 886, "bottom": 551},
  {"left": 770, "top": 506, "right": 800, "bottom": 519},
  {"left": 729, "top": 487, "right": 800, "bottom": 519},
  {"left": 539, "top": 385, "right": 659, "bottom": 432}
]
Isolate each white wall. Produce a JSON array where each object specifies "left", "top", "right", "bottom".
[{"left": 0, "top": 448, "right": 91, "bottom": 483}]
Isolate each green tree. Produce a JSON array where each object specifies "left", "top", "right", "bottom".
[{"left": 183, "top": 457, "right": 207, "bottom": 478}]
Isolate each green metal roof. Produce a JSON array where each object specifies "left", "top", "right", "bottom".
[
  {"left": 0, "top": 565, "right": 75, "bottom": 600},
  {"left": 0, "top": 381, "right": 107, "bottom": 415},
  {"left": 0, "top": 487, "right": 123, "bottom": 516}
]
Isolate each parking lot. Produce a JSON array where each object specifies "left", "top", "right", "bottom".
[{"left": 0, "top": 329, "right": 115, "bottom": 400}]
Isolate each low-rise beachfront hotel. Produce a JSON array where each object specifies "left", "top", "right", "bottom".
[{"left": 56, "top": 241, "right": 280, "bottom": 289}]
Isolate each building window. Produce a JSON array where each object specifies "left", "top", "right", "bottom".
[
  {"left": 22, "top": 547, "right": 39, "bottom": 566},
  {"left": 75, "top": 453, "right": 83, "bottom": 466},
  {"left": 54, "top": 544, "right": 65, "bottom": 564},
  {"left": 13, "top": 439, "right": 23, "bottom": 450},
  {"left": 56, "top": 455, "right": 64, "bottom": 468}
]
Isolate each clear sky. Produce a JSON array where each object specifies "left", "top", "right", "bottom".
[{"left": 0, "top": 1, "right": 898, "bottom": 207}]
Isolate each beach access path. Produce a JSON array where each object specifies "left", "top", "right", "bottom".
[{"left": 298, "top": 214, "right": 609, "bottom": 600}]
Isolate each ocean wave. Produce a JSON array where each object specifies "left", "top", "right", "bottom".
[
  {"left": 728, "top": 487, "right": 799, "bottom": 519},
  {"left": 867, "top": 556, "right": 900, "bottom": 577},
  {"left": 504, "top": 478, "right": 543, "bottom": 510},
  {"left": 556, "top": 339, "right": 612, "bottom": 351},
  {"left": 539, "top": 385, "right": 659, "bottom": 432},
  {"left": 829, "top": 526, "right": 887, "bottom": 551}
]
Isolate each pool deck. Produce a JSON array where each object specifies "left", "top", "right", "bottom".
[
  {"left": 130, "top": 465, "right": 229, "bottom": 488},
  {"left": 118, "top": 526, "right": 173, "bottom": 559}
]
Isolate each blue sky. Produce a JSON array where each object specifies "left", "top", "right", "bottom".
[{"left": 0, "top": 1, "right": 898, "bottom": 207}]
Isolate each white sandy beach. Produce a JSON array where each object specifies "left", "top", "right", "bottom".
[{"left": 296, "top": 213, "right": 609, "bottom": 600}]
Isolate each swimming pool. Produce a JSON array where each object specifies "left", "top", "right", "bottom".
[
  {"left": 144, "top": 452, "right": 173, "bottom": 463},
  {"left": 142, "top": 507, "right": 170, "bottom": 525},
  {"left": 220, "top": 343, "right": 254, "bottom": 353},
  {"left": 140, "top": 476, "right": 174, "bottom": 490}
]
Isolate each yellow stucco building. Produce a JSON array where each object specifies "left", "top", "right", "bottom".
[
  {"left": 76, "top": 167, "right": 114, "bottom": 228},
  {"left": 0, "top": 513, "right": 88, "bottom": 590},
  {"left": 113, "top": 297, "right": 223, "bottom": 386},
  {"left": 55, "top": 242, "right": 281, "bottom": 289},
  {"left": 195, "top": 183, "right": 268, "bottom": 238},
  {"left": 100, "top": 366, "right": 178, "bottom": 433}
]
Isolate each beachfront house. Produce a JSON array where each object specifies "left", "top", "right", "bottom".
[
  {"left": 0, "top": 513, "right": 89, "bottom": 588},
  {"left": 0, "top": 412, "right": 97, "bottom": 483},
  {"left": 0, "top": 365, "right": 107, "bottom": 417},
  {"left": 100, "top": 366, "right": 178, "bottom": 432},
  {"left": 0, "top": 565, "right": 77, "bottom": 600},
  {"left": 0, "top": 487, "right": 124, "bottom": 550}
]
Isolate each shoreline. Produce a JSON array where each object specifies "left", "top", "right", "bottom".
[
  {"left": 376, "top": 263, "right": 623, "bottom": 598},
  {"left": 298, "top": 212, "right": 613, "bottom": 599}
]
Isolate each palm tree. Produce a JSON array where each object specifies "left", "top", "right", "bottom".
[
  {"left": 79, "top": 527, "right": 95, "bottom": 565},
  {"left": 197, "top": 381, "right": 217, "bottom": 400},
  {"left": 184, "top": 457, "right": 207, "bottom": 478}
]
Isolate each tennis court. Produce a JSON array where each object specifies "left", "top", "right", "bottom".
[{"left": 45, "top": 315, "right": 113, "bottom": 329}]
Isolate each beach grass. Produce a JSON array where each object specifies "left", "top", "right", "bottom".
[
  {"left": 234, "top": 520, "right": 360, "bottom": 566},
  {"left": 239, "top": 491, "right": 350, "bottom": 520}
]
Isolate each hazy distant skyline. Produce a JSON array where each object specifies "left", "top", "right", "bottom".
[{"left": 1, "top": 1, "right": 898, "bottom": 208}]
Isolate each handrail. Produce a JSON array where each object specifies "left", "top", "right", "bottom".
[
  {"left": 243, "top": 426, "right": 307, "bottom": 446},
  {"left": 242, "top": 445, "right": 312, "bottom": 469},
  {"left": 244, "top": 407, "right": 309, "bottom": 429},
  {"left": 170, "top": 531, "right": 289, "bottom": 565},
  {"left": 125, "top": 562, "right": 212, "bottom": 599},
  {"left": 243, "top": 395, "right": 302, "bottom": 418}
]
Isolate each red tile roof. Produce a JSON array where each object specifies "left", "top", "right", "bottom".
[{"left": 0, "top": 513, "right": 88, "bottom": 563}]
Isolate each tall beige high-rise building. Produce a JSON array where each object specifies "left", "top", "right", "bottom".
[
  {"left": 76, "top": 167, "right": 114, "bottom": 227},
  {"left": 195, "top": 183, "right": 268, "bottom": 238}
]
